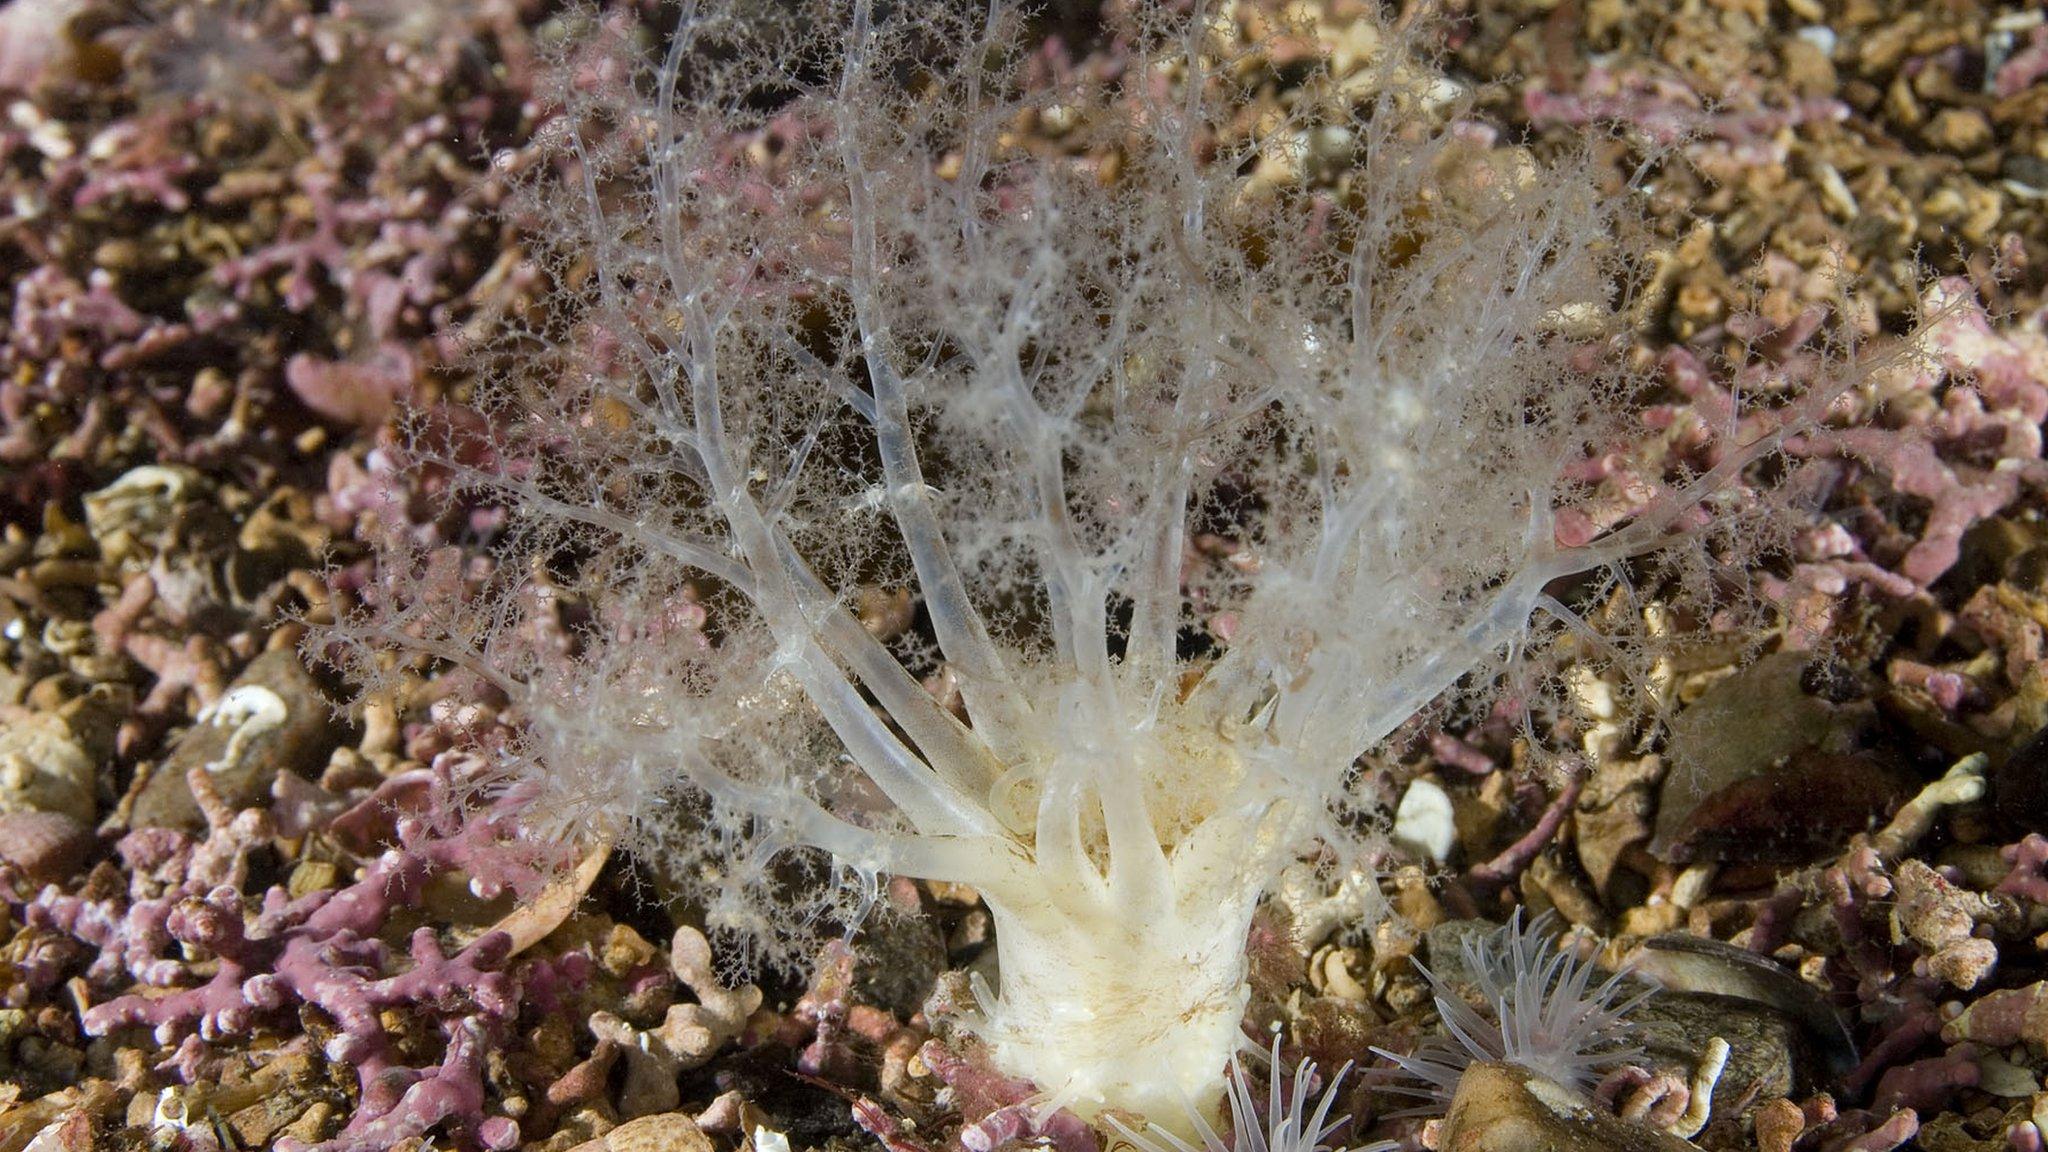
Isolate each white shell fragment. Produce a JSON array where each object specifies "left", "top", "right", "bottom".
[
  {"left": 82, "top": 465, "right": 204, "bottom": 570},
  {"left": 1393, "top": 777, "right": 1456, "bottom": 865}
]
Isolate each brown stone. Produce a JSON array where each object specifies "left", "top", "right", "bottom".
[
  {"left": 131, "top": 648, "right": 338, "bottom": 830},
  {"left": 1922, "top": 108, "right": 1993, "bottom": 155}
]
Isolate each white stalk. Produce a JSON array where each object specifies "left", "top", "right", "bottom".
[{"left": 973, "top": 873, "right": 1262, "bottom": 1129}]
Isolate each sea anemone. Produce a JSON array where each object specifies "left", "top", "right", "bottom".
[
  {"left": 1371, "top": 911, "right": 1653, "bottom": 1110},
  {"left": 1106, "top": 1035, "right": 1392, "bottom": 1152},
  {"left": 115, "top": 0, "right": 309, "bottom": 112}
]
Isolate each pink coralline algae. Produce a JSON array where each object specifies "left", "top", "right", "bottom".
[
  {"left": 1817, "top": 280, "right": 2048, "bottom": 588},
  {"left": 1526, "top": 65, "right": 1849, "bottom": 168},
  {"left": 6, "top": 264, "right": 202, "bottom": 377},
  {"left": 0, "top": 0, "right": 546, "bottom": 490},
  {"left": 1639, "top": 280, "right": 2048, "bottom": 610},
  {"left": 285, "top": 341, "right": 418, "bottom": 430},
  {"left": 7, "top": 760, "right": 566, "bottom": 1151},
  {"left": 918, "top": 1039, "right": 1100, "bottom": 1152},
  {"left": 1998, "top": 833, "right": 2048, "bottom": 905}
]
